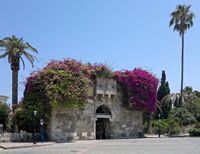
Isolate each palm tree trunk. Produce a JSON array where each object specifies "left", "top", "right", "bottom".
[
  {"left": 12, "top": 70, "right": 18, "bottom": 112},
  {"left": 12, "top": 69, "right": 18, "bottom": 132},
  {"left": 180, "top": 32, "right": 184, "bottom": 106}
]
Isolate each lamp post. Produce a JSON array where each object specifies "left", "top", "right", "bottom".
[
  {"left": 40, "top": 118, "right": 44, "bottom": 144},
  {"left": 33, "top": 110, "right": 37, "bottom": 144}
]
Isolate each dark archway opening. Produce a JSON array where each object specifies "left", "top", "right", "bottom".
[{"left": 96, "top": 105, "right": 111, "bottom": 139}]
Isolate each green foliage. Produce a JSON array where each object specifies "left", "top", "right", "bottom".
[
  {"left": 169, "top": 4, "right": 194, "bottom": 35},
  {"left": 184, "top": 98, "right": 200, "bottom": 122},
  {"left": 0, "top": 101, "right": 11, "bottom": 131},
  {"left": 157, "top": 71, "right": 170, "bottom": 102},
  {"left": 165, "top": 117, "right": 181, "bottom": 135},
  {"left": 184, "top": 86, "right": 193, "bottom": 94},
  {"left": 88, "top": 63, "right": 114, "bottom": 79},
  {"left": 194, "top": 91, "right": 200, "bottom": 98},
  {"left": 153, "top": 116, "right": 181, "bottom": 135},
  {"left": 16, "top": 69, "right": 90, "bottom": 131},
  {"left": 169, "top": 107, "right": 196, "bottom": 127},
  {"left": 189, "top": 128, "right": 200, "bottom": 136},
  {"left": 161, "top": 93, "right": 188, "bottom": 108},
  {"left": 24, "top": 67, "right": 91, "bottom": 109},
  {"left": 153, "top": 106, "right": 198, "bottom": 136},
  {"left": 0, "top": 35, "right": 38, "bottom": 69},
  {"left": 43, "top": 69, "right": 90, "bottom": 108},
  {"left": 15, "top": 102, "right": 48, "bottom": 132},
  {"left": 160, "top": 101, "right": 172, "bottom": 119},
  {"left": 156, "top": 70, "right": 170, "bottom": 119}
]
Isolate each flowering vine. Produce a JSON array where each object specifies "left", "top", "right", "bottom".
[
  {"left": 16, "top": 59, "right": 158, "bottom": 131},
  {"left": 115, "top": 68, "right": 159, "bottom": 113},
  {"left": 19, "top": 59, "right": 158, "bottom": 122}
]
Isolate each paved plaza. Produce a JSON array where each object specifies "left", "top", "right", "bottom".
[{"left": 0, "top": 137, "right": 200, "bottom": 154}]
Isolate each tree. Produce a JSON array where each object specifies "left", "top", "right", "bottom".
[
  {"left": 0, "top": 35, "right": 38, "bottom": 113},
  {"left": 157, "top": 71, "right": 170, "bottom": 101},
  {"left": 157, "top": 71, "right": 170, "bottom": 119},
  {"left": 184, "top": 98, "right": 200, "bottom": 122},
  {"left": 169, "top": 4, "right": 194, "bottom": 106},
  {"left": 194, "top": 91, "right": 200, "bottom": 98},
  {"left": 161, "top": 92, "right": 188, "bottom": 107},
  {"left": 183, "top": 86, "right": 198, "bottom": 103},
  {"left": 0, "top": 101, "right": 11, "bottom": 131}
]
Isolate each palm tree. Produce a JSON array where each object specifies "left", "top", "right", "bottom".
[
  {"left": 0, "top": 35, "right": 38, "bottom": 113},
  {"left": 169, "top": 4, "right": 194, "bottom": 106},
  {"left": 161, "top": 92, "right": 188, "bottom": 108}
]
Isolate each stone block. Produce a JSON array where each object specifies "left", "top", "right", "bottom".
[{"left": 81, "top": 132, "right": 87, "bottom": 137}]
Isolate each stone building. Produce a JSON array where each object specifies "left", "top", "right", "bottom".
[
  {"left": 49, "top": 78, "right": 143, "bottom": 142},
  {"left": 0, "top": 95, "right": 9, "bottom": 104}
]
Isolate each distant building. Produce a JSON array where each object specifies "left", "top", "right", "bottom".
[
  {"left": 0, "top": 95, "right": 9, "bottom": 104},
  {"left": 49, "top": 78, "right": 143, "bottom": 142}
]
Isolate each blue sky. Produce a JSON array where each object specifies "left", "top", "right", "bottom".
[{"left": 0, "top": 0, "right": 200, "bottom": 104}]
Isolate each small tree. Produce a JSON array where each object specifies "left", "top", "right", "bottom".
[
  {"left": 157, "top": 71, "right": 170, "bottom": 119},
  {"left": 0, "top": 101, "right": 11, "bottom": 131},
  {"left": 157, "top": 71, "right": 170, "bottom": 102}
]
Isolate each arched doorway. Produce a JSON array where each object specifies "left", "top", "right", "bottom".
[{"left": 96, "top": 105, "right": 111, "bottom": 139}]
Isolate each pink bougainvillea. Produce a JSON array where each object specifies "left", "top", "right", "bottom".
[
  {"left": 23, "top": 59, "right": 158, "bottom": 113},
  {"left": 23, "top": 59, "right": 114, "bottom": 108},
  {"left": 115, "top": 68, "right": 159, "bottom": 113}
]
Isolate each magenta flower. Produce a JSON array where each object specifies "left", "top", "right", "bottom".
[{"left": 115, "top": 68, "right": 158, "bottom": 113}]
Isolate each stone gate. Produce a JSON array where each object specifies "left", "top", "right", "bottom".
[{"left": 48, "top": 78, "right": 143, "bottom": 142}]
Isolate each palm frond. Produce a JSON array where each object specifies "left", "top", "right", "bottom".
[
  {"left": 156, "top": 100, "right": 162, "bottom": 113},
  {"left": 161, "top": 92, "right": 188, "bottom": 107},
  {"left": 26, "top": 42, "right": 38, "bottom": 53},
  {"left": 169, "top": 4, "right": 194, "bottom": 34},
  {"left": 0, "top": 52, "right": 9, "bottom": 59},
  {"left": 0, "top": 35, "right": 38, "bottom": 69},
  {"left": 20, "top": 56, "right": 25, "bottom": 69},
  {"left": 21, "top": 51, "right": 36, "bottom": 68}
]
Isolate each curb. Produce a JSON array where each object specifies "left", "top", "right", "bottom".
[
  {"left": 0, "top": 146, "right": 6, "bottom": 150},
  {"left": 0, "top": 143, "right": 54, "bottom": 150}
]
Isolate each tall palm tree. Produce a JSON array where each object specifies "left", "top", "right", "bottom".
[
  {"left": 0, "top": 35, "right": 38, "bottom": 113},
  {"left": 169, "top": 4, "right": 194, "bottom": 106}
]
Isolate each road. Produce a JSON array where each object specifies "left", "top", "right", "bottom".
[{"left": 0, "top": 137, "right": 200, "bottom": 154}]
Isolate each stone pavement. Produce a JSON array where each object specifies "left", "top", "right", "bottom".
[
  {"left": 1, "top": 138, "right": 200, "bottom": 154},
  {"left": 0, "top": 142, "right": 54, "bottom": 150},
  {"left": 0, "top": 135, "right": 165, "bottom": 150},
  {"left": 144, "top": 134, "right": 166, "bottom": 138}
]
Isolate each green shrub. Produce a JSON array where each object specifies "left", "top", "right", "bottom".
[
  {"left": 184, "top": 98, "right": 200, "bottom": 122},
  {"left": 167, "top": 120, "right": 181, "bottom": 135},
  {"left": 152, "top": 116, "right": 181, "bottom": 135},
  {"left": 189, "top": 128, "right": 200, "bottom": 136},
  {"left": 169, "top": 107, "right": 196, "bottom": 127},
  {"left": 0, "top": 101, "right": 11, "bottom": 131}
]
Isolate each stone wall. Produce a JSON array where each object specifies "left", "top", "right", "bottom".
[
  {"left": 49, "top": 97, "right": 97, "bottom": 142},
  {"left": 0, "top": 133, "right": 36, "bottom": 142},
  {"left": 49, "top": 78, "right": 144, "bottom": 142}
]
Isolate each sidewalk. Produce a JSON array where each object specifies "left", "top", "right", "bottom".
[
  {"left": 144, "top": 134, "right": 166, "bottom": 138},
  {"left": 0, "top": 142, "right": 54, "bottom": 150},
  {"left": 144, "top": 133, "right": 190, "bottom": 138}
]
